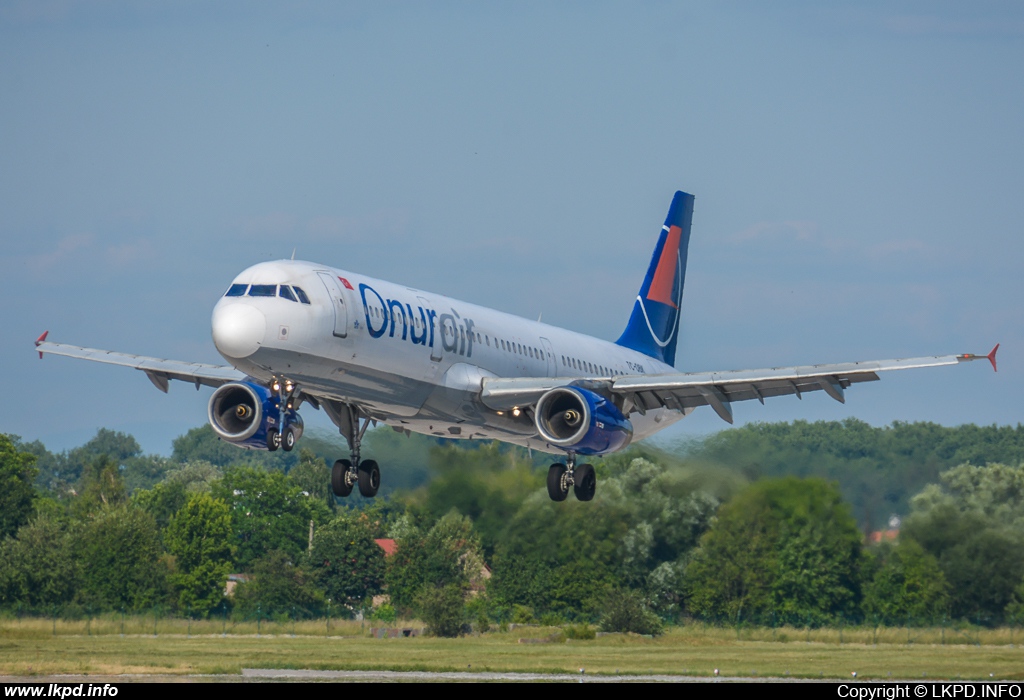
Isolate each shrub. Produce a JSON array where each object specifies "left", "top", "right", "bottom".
[
  {"left": 564, "top": 623, "right": 596, "bottom": 640},
  {"left": 511, "top": 604, "right": 534, "bottom": 624},
  {"left": 599, "top": 589, "right": 664, "bottom": 636},
  {"left": 370, "top": 603, "right": 396, "bottom": 623},
  {"left": 416, "top": 584, "right": 466, "bottom": 638}
]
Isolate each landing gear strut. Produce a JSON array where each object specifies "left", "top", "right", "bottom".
[
  {"left": 325, "top": 401, "right": 380, "bottom": 498},
  {"left": 267, "top": 378, "right": 299, "bottom": 453},
  {"left": 547, "top": 452, "right": 596, "bottom": 502}
]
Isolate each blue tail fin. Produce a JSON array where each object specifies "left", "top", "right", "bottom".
[{"left": 614, "top": 191, "right": 694, "bottom": 366}]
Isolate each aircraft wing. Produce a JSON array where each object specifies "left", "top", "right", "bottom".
[
  {"left": 35, "top": 332, "right": 245, "bottom": 393},
  {"left": 480, "top": 347, "right": 998, "bottom": 423}
]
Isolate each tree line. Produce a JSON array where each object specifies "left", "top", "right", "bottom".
[{"left": 2, "top": 419, "right": 1024, "bottom": 635}]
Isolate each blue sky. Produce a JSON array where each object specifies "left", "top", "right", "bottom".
[{"left": 1, "top": 1, "right": 1020, "bottom": 455}]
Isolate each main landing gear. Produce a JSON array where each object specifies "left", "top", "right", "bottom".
[
  {"left": 325, "top": 401, "right": 381, "bottom": 499},
  {"left": 547, "top": 452, "right": 596, "bottom": 502}
]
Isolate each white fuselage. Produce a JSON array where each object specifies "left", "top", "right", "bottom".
[{"left": 211, "top": 260, "right": 686, "bottom": 453}]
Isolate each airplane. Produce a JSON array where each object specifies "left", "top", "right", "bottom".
[{"left": 35, "top": 191, "right": 999, "bottom": 502}]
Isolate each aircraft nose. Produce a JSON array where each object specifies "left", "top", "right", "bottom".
[{"left": 212, "top": 303, "right": 266, "bottom": 359}]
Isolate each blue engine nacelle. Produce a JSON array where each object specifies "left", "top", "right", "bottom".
[
  {"left": 207, "top": 381, "right": 303, "bottom": 450},
  {"left": 534, "top": 386, "right": 633, "bottom": 455}
]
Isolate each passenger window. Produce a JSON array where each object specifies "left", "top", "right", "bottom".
[
  {"left": 248, "top": 284, "right": 276, "bottom": 297},
  {"left": 279, "top": 286, "right": 298, "bottom": 302},
  {"left": 225, "top": 283, "right": 248, "bottom": 297},
  {"left": 293, "top": 287, "right": 311, "bottom": 304}
]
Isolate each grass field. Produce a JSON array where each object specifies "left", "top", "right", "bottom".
[{"left": 1, "top": 617, "right": 1023, "bottom": 680}]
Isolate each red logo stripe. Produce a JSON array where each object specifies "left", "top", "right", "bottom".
[{"left": 646, "top": 225, "right": 681, "bottom": 308}]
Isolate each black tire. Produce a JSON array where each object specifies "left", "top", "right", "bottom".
[
  {"left": 266, "top": 428, "right": 280, "bottom": 452},
  {"left": 573, "top": 463, "right": 596, "bottom": 502},
  {"left": 331, "top": 459, "right": 353, "bottom": 497},
  {"left": 282, "top": 427, "right": 296, "bottom": 452},
  {"left": 358, "top": 459, "right": 381, "bottom": 498},
  {"left": 547, "top": 463, "right": 569, "bottom": 502}
]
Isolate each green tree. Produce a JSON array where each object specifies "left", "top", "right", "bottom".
[
  {"left": 598, "top": 588, "right": 664, "bottom": 636},
  {"left": 0, "top": 434, "right": 39, "bottom": 538},
  {"left": 212, "top": 466, "right": 327, "bottom": 568},
  {"left": 903, "top": 463, "right": 1024, "bottom": 621},
  {"left": 172, "top": 425, "right": 297, "bottom": 471},
  {"left": 689, "top": 420, "right": 1024, "bottom": 531},
  {"left": 165, "top": 493, "right": 234, "bottom": 616},
  {"left": 0, "top": 514, "right": 78, "bottom": 611},
  {"left": 685, "top": 477, "right": 862, "bottom": 626},
  {"left": 133, "top": 461, "right": 222, "bottom": 531},
  {"left": 862, "top": 540, "right": 949, "bottom": 625},
  {"left": 72, "top": 454, "right": 127, "bottom": 518},
  {"left": 486, "top": 454, "right": 734, "bottom": 621},
  {"left": 416, "top": 583, "right": 467, "bottom": 637},
  {"left": 121, "top": 455, "right": 174, "bottom": 494},
  {"left": 232, "top": 549, "right": 323, "bottom": 618},
  {"left": 307, "top": 512, "right": 385, "bottom": 608},
  {"left": 61, "top": 429, "right": 143, "bottom": 495},
  {"left": 408, "top": 442, "right": 541, "bottom": 556},
  {"left": 287, "top": 449, "right": 336, "bottom": 514},
  {"left": 385, "top": 511, "right": 484, "bottom": 614},
  {"left": 76, "top": 505, "right": 167, "bottom": 611},
  {"left": 1005, "top": 578, "right": 1024, "bottom": 623}
]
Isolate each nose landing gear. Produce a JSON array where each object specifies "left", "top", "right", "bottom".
[
  {"left": 546, "top": 452, "right": 597, "bottom": 502},
  {"left": 266, "top": 378, "right": 300, "bottom": 453}
]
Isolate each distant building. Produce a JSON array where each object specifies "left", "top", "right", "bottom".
[
  {"left": 867, "top": 514, "right": 901, "bottom": 544},
  {"left": 224, "top": 573, "right": 250, "bottom": 597},
  {"left": 374, "top": 538, "right": 398, "bottom": 557},
  {"left": 867, "top": 529, "right": 899, "bottom": 545}
]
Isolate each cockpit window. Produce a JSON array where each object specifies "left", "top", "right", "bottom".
[
  {"left": 248, "top": 284, "right": 277, "bottom": 297},
  {"left": 278, "top": 285, "right": 298, "bottom": 302},
  {"left": 292, "top": 286, "right": 311, "bottom": 304},
  {"left": 225, "top": 283, "right": 248, "bottom": 297}
]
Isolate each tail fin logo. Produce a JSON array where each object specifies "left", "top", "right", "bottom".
[
  {"left": 646, "top": 225, "right": 683, "bottom": 309},
  {"left": 637, "top": 231, "right": 682, "bottom": 349}
]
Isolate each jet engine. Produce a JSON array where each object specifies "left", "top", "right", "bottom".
[
  {"left": 207, "top": 381, "right": 303, "bottom": 450},
  {"left": 534, "top": 386, "right": 632, "bottom": 455}
]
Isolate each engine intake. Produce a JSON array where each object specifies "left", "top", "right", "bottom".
[{"left": 534, "top": 386, "right": 632, "bottom": 455}]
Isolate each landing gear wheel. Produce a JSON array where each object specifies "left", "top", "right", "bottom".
[
  {"left": 331, "top": 459, "right": 354, "bottom": 497},
  {"left": 282, "top": 427, "right": 296, "bottom": 452},
  {"left": 266, "top": 428, "right": 281, "bottom": 452},
  {"left": 547, "top": 463, "right": 569, "bottom": 502},
  {"left": 358, "top": 459, "right": 381, "bottom": 498},
  {"left": 573, "top": 463, "right": 596, "bottom": 501}
]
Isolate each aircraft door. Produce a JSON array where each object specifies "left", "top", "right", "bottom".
[
  {"left": 540, "top": 337, "right": 557, "bottom": 377},
  {"left": 316, "top": 272, "right": 349, "bottom": 338}
]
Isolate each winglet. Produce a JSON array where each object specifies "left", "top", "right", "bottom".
[
  {"left": 36, "top": 330, "right": 49, "bottom": 359},
  {"left": 957, "top": 343, "right": 999, "bottom": 372},
  {"left": 988, "top": 343, "right": 999, "bottom": 372}
]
